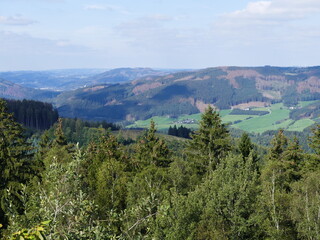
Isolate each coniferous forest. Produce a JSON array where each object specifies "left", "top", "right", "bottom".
[{"left": 1, "top": 98, "right": 320, "bottom": 239}]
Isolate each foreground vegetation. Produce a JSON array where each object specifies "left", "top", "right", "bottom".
[{"left": 1, "top": 98, "right": 320, "bottom": 239}]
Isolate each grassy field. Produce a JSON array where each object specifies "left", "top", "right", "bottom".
[{"left": 126, "top": 101, "right": 318, "bottom": 133}]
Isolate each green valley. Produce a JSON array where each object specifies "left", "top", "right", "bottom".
[{"left": 127, "top": 101, "right": 319, "bottom": 133}]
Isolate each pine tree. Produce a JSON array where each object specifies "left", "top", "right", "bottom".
[
  {"left": 238, "top": 132, "right": 254, "bottom": 159},
  {"left": 309, "top": 124, "right": 320, "bottom": 155},
  {"left": 53, "top": 118, "right": 67, "bottom": 147},
  {"left": 0, "top": 99, "right": 36, "bottom": 232},
  {"left": 134, "top": 120, "right": 171, "bottom": 168},
  {"left": 187, "top": 105, "right": 231, "bottom": 174}
]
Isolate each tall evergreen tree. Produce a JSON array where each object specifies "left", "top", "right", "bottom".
[
  {"left": 258, "top": 130, "right": 298, "bottom": 239},
  {"left": 0, "top": 99, "right": 36, "bottom": 233},
  {"left": 53, "top": 118, "right": 67, "bottom": 147},
  {"left": 187, "top": 106, "right": 231, "bottom": 175},
  {"left": 238, "top": 132, "right": 254, "bottom": 159},
  {"left": 309, "top": 124, "right": 320, "bottom": 153},
  {"left": 134, "top": 120, "right": 171, "bottom": 168}
]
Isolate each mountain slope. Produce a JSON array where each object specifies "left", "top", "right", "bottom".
[
  {"left": 55, "top": 66, "right": 320, "bottom": 122},
  {"left": 91, "top": 67, "right": 171, "bottom": 85},
  {"left": 0, "top": 69, "right": 106, "bottom": 91},
  {"left": 0, "top": 78, "right": 59, "bottom": 101}
]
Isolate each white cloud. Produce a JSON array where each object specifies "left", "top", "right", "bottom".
[
  {"left": 0, "top": 15, "right": 36, "bottom": 26},
  {"left": 223, "top": 0, "right": 320, "bottom": 23}
]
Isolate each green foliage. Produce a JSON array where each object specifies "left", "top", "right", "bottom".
[
  {"left": 85, "top": 134, "right": 128, "bottom": 231},
  {"left": 164, "top": 153, "right": 260, "bottom": 239},
  {"left": 5, "top": 99, "right": 58, "bottom": 131},
  {"left": 9, "top": 221, "right": 49, "bottom": 240},
  {"left": 258, "top": 130, "right": 302, "bottom": 239},
  {"left": 168, "top": 125, "right": 192, "bottom": 139},
  {"left": 52, "top": 118, "right": 67, "bottom": 147},
  {"left": 134, "top": 120, "right": 171, "bottom": 168},
  {"left": 187, "top": 106, "right": 231, "bottom": 174},
  {"left": 61, "top": 118, "right": 120, "bottom": 146},
  {"left": 25, "top": 147, "right": 108, "bottom": 239},
  {"left": 291, "top": 170, "right": 320, "bottom": 239},
  {"left": 4, "top": 94, "right": 320, "bottom": 239},
  {"left": 309, "top": 124, "right": 320, "bottom": 155},
  {"left": 238, "top": 132, "right": 254, "bottom": 159},
  {"left": 0, "top": 99, "right": 37, "bottom": 233}
]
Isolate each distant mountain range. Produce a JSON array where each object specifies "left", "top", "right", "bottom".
[
  {"left": 0, "top": 78, "right": 59, "bottom": 101},
  {"left": 0, "top": 69, "right": 106, "bottom": 91},
  {"left": 0, "top": 68, "right": 176, "bottom": 91},
  {"left": 1, "top": 66, "right": 320, "bottom": 123}
]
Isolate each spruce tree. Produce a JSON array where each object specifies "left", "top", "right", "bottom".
[
  {"left": 187, "top": 105, "right": 231, "bottom": 174},
  {"left": 0, "top": 99, "right": 35, "bottom": 232},
  {"left": 53, "top": 118, "right": 67, "bottom": 147},
  {"left": 134, "top": 120, "right": 171, "bottom": 168},
  {"left": 309, "top": 124, "right": 320, "bottom": 155},
  {"left": 238, "top": 132, "right": 254, "bottom": 159}
]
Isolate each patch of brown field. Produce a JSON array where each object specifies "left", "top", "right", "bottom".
[
  {"left": 83, "top": 86, "right": 105, "bottom": 92},
  {"left": 174, "top": 75, "right": 211, "bottom": 82},
  {"left": 104, "top": 99, "right": 119, "bottom": 106},
  {"left": 178, "top": 97, "right": 215, "bottom": 112},
  {"left": 132, "top": 82, "right": 163, "bottom": 95},
  {"left": 256, "top": 76, "right": 292, "bottom": 90},
  {"left": 164, "top": 74, "right": 174, "bottom": 79},
  {"left": 297, "top": 77, "right": 320, "bottom": 93},
  {"left": 219, "top": 70, "right": 263, "bottom": 88},
  {"left": 196, "top": 100, "right": 213, "bottom": 112},
  {"left": 174, "top": 75, "right": 195, "bottom": 82},
  {"left": 194, "top": 75, "right": 211, "bottom": 81},
  {"left": 178, "top": 97, "right": 195, "bottom": 105},
  {"left": 232, "top": 101, "right": 270, "bottom": 109}
]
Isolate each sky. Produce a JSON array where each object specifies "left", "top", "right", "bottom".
[{"left": 0, "top": 0, "right": 320, "bottom": 71}]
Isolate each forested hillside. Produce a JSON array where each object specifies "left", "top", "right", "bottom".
[
  {"left": 56, "top": 66, "right": 320, "bottom": 122},
  {"left": 1, "top": 66, "right": 320, "bottom": 125},
  {"left": 1, "top": 100, "right": 320, "bottom": 239},
  {"left": 5, "top": 99, "right": 59, "bottom": 130}
]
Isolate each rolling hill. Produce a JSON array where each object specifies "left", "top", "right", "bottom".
[
  {"left": 0, "top": 68, "right": 177, "bottom": 91},
  {"left": 0, "top": 69, "right": 106, "bottom": 91},
  {"left": 55, "top": 66, "right": 320, "bottom": 123},
  {"left": 0, "top": 78, "right": 59, "bottom": 101}
]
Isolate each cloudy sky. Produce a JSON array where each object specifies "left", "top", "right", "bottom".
[{"left": 0, "top": 0, "right": 320, "bottom": 70}]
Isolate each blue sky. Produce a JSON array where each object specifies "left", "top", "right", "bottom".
[{"left": 0, "top": 0, "right": 320, "bottom": 70}]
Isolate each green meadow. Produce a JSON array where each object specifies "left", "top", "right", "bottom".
[{"left": 126, "top": 101, "right": 318, "bottom": 134}]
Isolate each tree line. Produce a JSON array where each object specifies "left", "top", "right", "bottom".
[
  {"left": 5, "top": 99, "right": 59, "bottom": 130},
  {"left": 167, "top": 125, "right": 192, "bottom": 139},
  {"left": 1, "top": 99, "right": 320, "bottom": 239}
]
